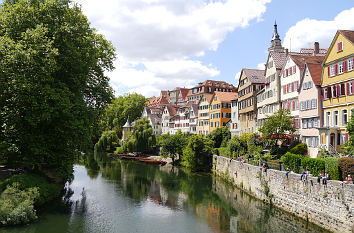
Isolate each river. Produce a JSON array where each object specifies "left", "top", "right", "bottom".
[{"left": 0, "top": 153, "right": 328, "bottom": 233}]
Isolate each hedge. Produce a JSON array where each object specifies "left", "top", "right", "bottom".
[
  {"left": 338, "top": 157, "right": 354, "bottom": 179},
  {"left": 301, "top": 157, "right": 325, "bottom": 177},
  {"left": 289, "top": 143, "right": 308, "bottom": 155},
  {"left": 324, "top": 157, "right": 341, "bottom": 181},
  {"left": 281, "top": 152, "right": 304, "bottom": 173}
]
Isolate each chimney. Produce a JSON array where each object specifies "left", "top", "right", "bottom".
[
  {"left": 314, "top": 42, "right": 319, "bottom": 55},
  {"left": 285, "top": 48, "right": 288, "bottom": 57}
]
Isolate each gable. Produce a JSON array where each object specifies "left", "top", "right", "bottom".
[{"left": 324, "top": 32, "right": 354, "bottom": 64}]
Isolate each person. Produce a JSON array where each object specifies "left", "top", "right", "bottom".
[
  {"left": 322, "top": 172, "right": 330, "bottom": 186},
  {"left": 343, "top": 174, "right": 352, "bottom": 184},
  {"left": 317, "top": 171, "right": 324, "bottom": 184},
  {"left": 285, "top": 166, "right": 291, "bottom": 178},
  {"left": 301, "top": 169, "right": 307, "bottom": 181}
]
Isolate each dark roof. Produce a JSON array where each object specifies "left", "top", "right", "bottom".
[
  {"left": 243, "top": 68, "right": 265, "bottom": 83},
  {"left": 166, "top": 105, "right": 178, "bottom": 116},
  {"left": 149, "top": 114, "right": 161, "bottom": 125},
  {"left": 340, "top": 30, "right": 354, "bottom": 44}
]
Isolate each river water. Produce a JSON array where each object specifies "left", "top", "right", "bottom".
[{"left": 0, "top": 153, "right": 328, "bottom": 233}]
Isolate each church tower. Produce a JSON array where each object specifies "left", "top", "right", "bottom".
[
  {"left": 268, "top": 21, "right": 285, "bottom": 53},
  {"left": 122, "top": 116, "right": 133, "bottom": 143}
]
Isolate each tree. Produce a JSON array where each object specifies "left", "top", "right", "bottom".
[
  {"left": 208, "top": 126, "right": 231, "bottom": 148},
  {"left": 259, "top": 109, "right": 295, "bottom": 147},
  {"left": 123, "top": 118, "right": 156, "bottom": 154},
  {"left": 159, "top": 130, "right": 188, "bottom": 165},
  {"left": 0, "top": 0, "right": 115, "bottom": 178},
  {"left": 345, "top": 111, "right": 354, "bottom": 157},
  {"left": 182, "top": 134, "right": 214, "bottom": 172}
]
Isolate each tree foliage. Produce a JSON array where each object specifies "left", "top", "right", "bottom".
[
  {"left": 345, "top": 110, "right": 354, "bottom": 157},
  {"left": 259, "top": 109, "right": 295, "bottom": 146},
  {"left": 123, "top": 118, "right": 156, "bottom": 154},
  {"left": 182, "top": 134, "right": 214, "bottom": 171},
  {"left": 0, "top": 0, "right": 115, "bottom": 178},
  {"left": 159, "top": 130, "right": 188, "bottom": 164},
  {"left": 208, "top": 126, "right": 231, "bottom": 148}
]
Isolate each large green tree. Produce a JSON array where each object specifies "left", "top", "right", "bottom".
[
  {"left": 208, "top": 126, "right": 231, "bottom": 148},
  {"left": 0, "top": 0, "right": 115, "bottom": 178},
  {"left": 345, "top": 110, "right": 354, "bottom": 157},
  {"left": 259, "top": 109, "right": 295, "bottom": 146},
  {"left": 159, "top": 130, "right": 188, "bottom": 165},
  {"left": 123, "top": 118, "right": 156, "bottom": 154}
]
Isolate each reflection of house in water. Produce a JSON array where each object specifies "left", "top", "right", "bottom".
[
  {"left": 230, "top": 216, "right": 238, "bottom": 233},
  {"left": 149, "top": 180, "right": 162, "bottom": 205},
  {"left": 207, "top": 202, "right": 230, "bottom": 233}
]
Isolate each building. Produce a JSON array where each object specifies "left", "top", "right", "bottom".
[
  {"left": 142, "top": 107, "right": 163, "bottom": 135},
  {"left": 256, "top": 22, "right": 286, "bottom": 129},
  {"left": 280, "top": 47, "right": 326, "bottom": 131},
  {"left": 320, "top": 30, "right": 354, "bottom": 154},
  {"left": 122, "top": 116, "right": 133, "bottom": 143},
  {"left": 161, "top": 105, "right": 178, "bottom": 135},
  {"left": 189, "top": 104, "right": 199, "bottom": 134},
  {"left": 197, "top": 93, "right": 213, "bottom": 135},
  {"left": 230, "top": 98, "right": 241, "bottom": 136},
  {"left": 298, "top": 61, "right": 324, "bottom": 157},
  {"left": 169, "top": 87, "right": 190, "bottom": 105},
  {"left": 209, "top": 92, "right": 238, "bottom": 132},
  {"left": 187, "top": 80, "right": 237, "bottom": 104},
  {"left": 169, "top": 105, "right": 191, "bottom": 134},
  {"left": 237, "top": 68, "right": 265, "bottom": 134}
]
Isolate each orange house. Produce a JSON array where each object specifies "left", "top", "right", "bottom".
[{"left": 209, "top": 92, "right": 238, "bottom": 132}]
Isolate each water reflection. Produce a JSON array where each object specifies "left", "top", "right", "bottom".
[{"left": 0, "top": 152, "right": 328, "bottom": 233}]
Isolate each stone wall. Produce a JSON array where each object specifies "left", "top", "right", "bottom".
[{"left": 213, "top": 155, "right": 354, "bottom": 233}]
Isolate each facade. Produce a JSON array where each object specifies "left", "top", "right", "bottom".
[
  {"left": 237, "top": 68, "right": 265, "bottom": 134},
  {"left": 142, "top": 107, "right": 163, "bottom": 135},
  {"left": 189, "top": 104, "right": 199, "bottom": 134},
  {"left": 320, "top": 30, "right": 354, "bottom": 154},
  {"left": 169, "top": 87, "right": 190, "bottom": 105},
  {"left": 280, "top": 50, "right": 326, "bottom": 131},
  {"left": 298, "top": 62, "right": 324, "bottom": 157},
  {"left": 161, "top": 105, "right": 178, "bottom": 135},
  {"left": 197, "top": 93, "right": 213, "bottom": 135},
  {"left": 169, "top": 105, "right": 191, "bottom": 134},
  {"left": 230, "top": 98, "right": 241, "bottom": 136},
  {"left": 209, "top": 92, "right": 238, "bottom": 133},
  {"left": 187, "top": 80, "right": 237, "bottom": 104},
  {"left": 256, "top": 22, "right": 286, "bottom": 129},
  {"left": 122, "top": 117, "right": 133, "bottom": 143}
]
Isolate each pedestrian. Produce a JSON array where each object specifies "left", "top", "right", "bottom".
[
  {"left": 317, "top": 171, "right": 324, "bottom": 184},
  {"left": 343, "top": 174, "right": 352, "bottom": 184},
  {"left": 322, "top": 172, "right": 330, "bottom": 186},
  {"left": 285, "top": 166, "right": 291, "bottom": 179}
]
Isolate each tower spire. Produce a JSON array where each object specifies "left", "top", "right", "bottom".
[
  {"left": 268, "top": 20, "right": 284, "bottom": 52},
  {"left": 272, "top": 20, "right": 280, "bottom": 40}
]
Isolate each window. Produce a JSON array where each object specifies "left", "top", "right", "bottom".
[
  {"left": 323, "top": 88, "right": 328, "bottom": 99},
  {"left": 342, "top": 109, "right": 348, "bottom": 126},
  {"left": 330, "top": 65, "right": 335, "bottom": 77},
  {"left": 348, "top": 58, "right": 354, "bottom": 71},
  {"left": 326, "top": 112, "right": 331, "bottom": 127},
  {"left": 303, "top": 119, "right": 308, "bottom": 128},
  {"left": 337, "top": 41, "right": 343, "bottom": 52},
  {"left": 311, "top": 99, "right": 317, "bottom": 109},
  {"left": 334, "top": 111, "right": 339, "bottom": 126},
  {"left": 339, "top": 62, "right": 344, "bottom": 74}
]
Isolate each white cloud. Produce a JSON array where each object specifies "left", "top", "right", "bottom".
[
  {"left": 234, "top": 71, "right": 241, "bottom": 85},
  {"left": 284, "top": 7, "right": 354, "bottom": 52},
  {"left": 257, "top": 62, "right": 265, "bottom": 70},
  {"left": 76, "top": 0, "right": 271, "bottom": 97}
]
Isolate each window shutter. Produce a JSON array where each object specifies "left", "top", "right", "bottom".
[
  {"left": 352, "top": 81, "right": 354, "bottom": 94},
  {"left": 337, "top": 133, "right": 340, "bottom": 145},
  {"left": 292, "top": 100, "right": 295, "bottom": 111},
  {"left": 287, "top": 101, "right": 290, "bottom": 110},
  {"left": 290, "top": 68, "right": 292, "bottom": 75},
  {"left": 343, "top": 60, "right": 348, "bottom": 72},
  {"left": 327, "top": 87, "right": 332, "bottom": 98},
  {"left": 297, "top": 81, "right": 299, "bottom": 90},
  {"left": 347, "top": 82, "right": 350, "bottom": 95},
  {"left": 291, "top": 82, "right": 294, "bottom": 92},
  {"left": 294, "top": 66, "right": 296, "bottom": 73},
  {"left": 341, "top": 83, "right": 345, "bottom": 96},
  {"left": 345, "top": 133, "right": 348, "bottom": 143},
  {"left": 283, "top": 85, "right": 286, "bottom": 94},
  {"left": 321, "top": 89, "right": 324, "bottom": 99},
  {"left": 283, "top": 71, "right": 285, "bottom": 78},
  {"left": 337, "top": 85, "right": 340, "bottom": 97},
  {"left": 335, "top": 64, "right": 338, "bottom": 75},
  {"left": 328, "top": 66, "right": 330, "bottom": 77}
]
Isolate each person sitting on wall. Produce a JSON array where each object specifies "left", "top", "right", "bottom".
[
  {"left": 285, "top": 166, "right": 291, "bottom": 179},
  {"left": 322, "top": 172, "right": 330, "bottom": 186},
  {"left": 301, "top": 169, "right": 307, "bottom": 181},
  {"left": 317, "top": 171, "right": 324, "bottom": 184},
  {"left": 343, "top": 174, "right": 352, "bottom": 184}
]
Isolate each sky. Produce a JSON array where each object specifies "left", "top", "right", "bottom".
[{"left": 74, "top": 0, "right": 354, "bottom": 97}]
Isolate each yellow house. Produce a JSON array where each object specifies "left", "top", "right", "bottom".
[
  {"left": 320, "top": 30, "right": 354, "bottom": 154},
  {"left": 209, "top": 92, "right": 238, "bottom": 133}
]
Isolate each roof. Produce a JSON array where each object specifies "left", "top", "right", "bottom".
[
  {"left": 149, "top": 114, "right": 161, "bottom": 125},
  {"left": 289, "top": 54, "right": 325, "bottom": 72},
  {"left": 146, "top": 95, "right": 169, "bottom": 107},
  {"left": 269, "top": 51, "right": 287, "bottom": 69},
  {"left": 242, "top": 68, "right": 265, "bottom": 83},
  {"left": 204, "top": 93, "right": 214, "bottom": 104},
  {"left": 165, "top": 104, "right": 178, "bottom": 116},
  {"left": 196, "top": 80, "right": 236, "bottom": 89},
  {"left": 190, "top": 104, "right": 198, "bottom": 115},
  {"left": 123, "top": 117, "right": 132, "bottom": 128},
  {"left": 299, "top": 48, "right": 328, "bottom": 55},
  {"left": 339, "top": 30, "right": 354, "bottom": 45},
  {"left": 306, "top": 62, "right": 323, "bottom": 85},
  {"left": 214, "top": 91, "right": 238, "bottom": 103},
  {"left": 179, "top": 88, "right": 190, "bottom": 100}
]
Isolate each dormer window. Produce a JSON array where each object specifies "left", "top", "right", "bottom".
[{"left": 337, "top": 41, "right": 343, "bottom": 52}]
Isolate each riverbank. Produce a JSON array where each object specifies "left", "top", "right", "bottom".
[{"left": 213, "top": 155, "right": 354, "bottom": 233}]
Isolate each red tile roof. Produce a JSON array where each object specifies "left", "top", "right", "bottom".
[
  {"left": 269, "top": 51, "right": 288, "bottom": 69},
  {"left": 214, "top": 91, "right": 238, "bottom": 103},
  {"left": 299, "top": 48, "right": 328, "bottom": 55},
  {"left": 306, "top": 62, "right": 323, "bottom": 86},
  {"left": 243, "top": 68, "right": 265, "bottom": 83},
  {"left": 289, "top": 54, "right": 325, "bottom": 72}
]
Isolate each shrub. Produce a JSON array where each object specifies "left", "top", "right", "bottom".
[
  {"left": 324, "top": 157, "right": 341, "bottom": 180},
  {"left": 114, "top": 146, "right": 125, "bottom": 154},
  {"left": 281, "top": 152, "right": 303, "bottom": 173},
  {"left": 0, "top": 173, "right": 61, "bottom": 205},
  {"left": 301, "top": 157, "right": 325, "bottom": 177},
  {"left": 218, "top": 147, "right": 230, "bottom": 158},
  {"left": 338, "top": 157, "right": 354, "bottom": 179},
  {"left": 0, "top": 183, "right": 39, "bottom": 226},
  {"left": 289, "top": 143, "right": 308, "bottom": 155}
]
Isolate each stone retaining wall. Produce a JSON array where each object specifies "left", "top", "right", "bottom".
[{"left": 213, "top": 155, "right": 354, "bottom": 233}]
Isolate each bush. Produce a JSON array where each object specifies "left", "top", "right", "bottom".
[
  {"left": 281, "top": 152, "right": 303, "bottom": 173},
  {"left": 114, "top": 146, "right": 125, "bottom": 154},
  {"left": 324, "top": 157, "right": 341, "bottom": 180},
  {"left": 0, "top": 183, "right": 39, "bottom": 226},
  {"left": 0, "top": 173, "right": 61, "bottom": 206},
  {"left": 289, "top": 143, "right": 308, "bottom": 155},
  {"left": 338, "top": 157, "right": 354, "bottom": 179},
  {"left": 218, "top": 147, "right": 230, "bottom": 158},
  {"left": 301, "top": 157, "right": 325, "bottom": 177}
]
